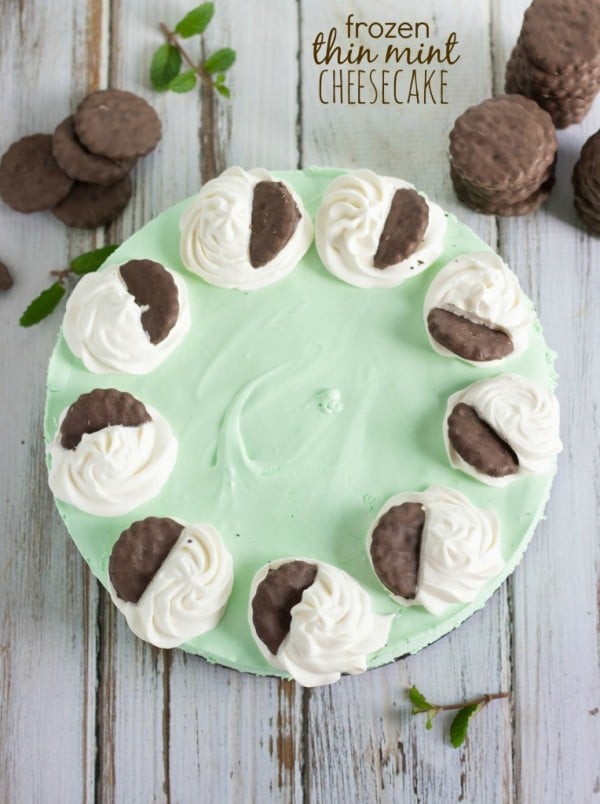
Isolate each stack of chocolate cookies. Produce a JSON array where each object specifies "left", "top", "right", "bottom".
[
  {"left": 572, "top": 130, "right": 600, "bottom": 234},
  {"left": 449, "top": 95, "right": 557, "bottom": 216},
  {"left": 505, "top": 0, "right": 600, "bottom": 129},
  {"left": 0, "top": 90, "right": 161, "bottom": 229}
]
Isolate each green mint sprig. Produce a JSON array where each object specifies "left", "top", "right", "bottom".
[
  {"left": 408, "top": 686, "right": 509, "bottom": 748},
  {"left": 19, "top": 244, "right": 119, "bottom": 327},
  {"left": 150, "top": 3, "right": 235, "bottom": 97}
]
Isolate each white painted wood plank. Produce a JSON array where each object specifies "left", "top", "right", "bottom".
[
  {"left": 0, "top": 2, "right": 108, "bottom": 802},
  {"left": 93, "top": 1, "right": 207, "bottom": 801},
  {"left": 163, "top": 3, "right": 306, "bottom": 802},
  {"left": 491, "top": 2, "right": 600, "bottom": 802},
  {"left": 300, "top": 2, "right": 515, "bottom": 801}
]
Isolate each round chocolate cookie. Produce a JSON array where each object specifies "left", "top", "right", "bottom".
[
  {"left": 52, "top": 175, "right": 132, "bottom": 229},
  {"left": 52, "top": 116, "right": 135, "bottom": 186},
  {"left": 449, "top": 96, "right": 556, "bottom": 193},
  {"left": 0, "top": 261, "right": 13, "bottom": 292},
  {"left": 520, "top": 0, "right": 600, "bottom": 75},
  {"left": 0, "top": 134, "right": 73, "bottom": 213},
  {"left": 74, "top": 90, "right": 162, "bottom": 160}
]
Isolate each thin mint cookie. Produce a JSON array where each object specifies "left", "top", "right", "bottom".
[
  {"left": 0, "top": 134, "right": 73, "bottom": 212},
  {"left": 449, "top": 96, "right": 556, "bottom": 192},
  {"left": 0, "top": 261, "right": 13, "bottom": 291},
  {"left": 520, "top": 0, "right": 600, "bottom": 74},
  {"left": 52, "top": 175, "right": 132, "bottom": 229},
  {"left": 52, "top": 116, "right": 135, "bottom": 186},
  {"left": 74, "top": 90, "right": 162, "bottom": 160}
]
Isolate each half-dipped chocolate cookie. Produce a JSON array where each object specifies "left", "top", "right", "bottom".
[
  {"left": 424, "top": 252, "right": 533, "bottom": 365},
  {"left": 249, "top": 558, "right": 392, "bottom": 687},
  {"left": 48, "top": 388, "right": 178, "bottom": 515},
  {"left": 180, "top": 167, "right": 313, "bottom": 290},
  {"left": 444, "top": 374, "right": 562, "bottom": 486},
  {"left": 62, "top": 259, "right": 190, "bottom": 374},
  {"left": 108, "top": 516, "right": 234, "bottom": 648},
  {"left": 0, "top": 134, "right": 73, "bottom": 212},
  {"left": 367, "top": 486, "right": 502, "bottom": 615},
  {"left": 315, "top": 169, "right": 446, "bottom": 288}
]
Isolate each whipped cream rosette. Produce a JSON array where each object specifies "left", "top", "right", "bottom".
[
  {"left": 48, "top": 388, "right": 177, "bottom": 516},
  {"left": 179, "top": 166, "right": 313, "bottom": 290},
  {"left": 444, "top": 374, "right": 562, "bottom": 486},
  {"left": 62, "top": 259, "right": 190, "bottom": 375},
  {"left": 249, "top": 558, "right": 392, "bottom": 687},
  {"left": 108, "top": 517, "right": 234, "bottom": 649},
  {"left": 424, "top": 252, "right": 533, "bottom": 365},
  {"left": 367, "top": 486, "right": 503, "bottom": 615},
  {"left": 315, "top": 169, "right": 446, "bottom": 288}
]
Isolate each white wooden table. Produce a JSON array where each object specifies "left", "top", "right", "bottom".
[{"left": 1, "top": 1, "right": 598, "bottom": 801}]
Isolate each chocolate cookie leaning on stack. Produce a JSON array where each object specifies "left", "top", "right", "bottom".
[
  {"left": 572, "top": 130, "right": 600, "bottom": 234},
  {"left": 505, "top": 0, "right": 600, "bottom": 129},
  {"left": 449, "top": 95, "right": 557, "bottom": 216}
]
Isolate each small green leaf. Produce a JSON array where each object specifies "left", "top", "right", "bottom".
[
  {"left": 70, "top": 245, "right": 119, "bottom": 276},
  {"left": 425, "top": 718, "right": 433, "bottom": 730},
  {"left": 203, "top": 47, "right": 236, "bottom": 74},
  {"left": 168, "top": 70, "right": 197, "bottom": 93},
  {"left": 175, "top": 2, "right": 215, "bottom": 37},
  {"left": 20, "top": 283, "right": 66, "bottom": 327},
  {"left": 408, "top": 686, "right": 433, "bottom": 713},
  {"left": 215, "top": 73, "right": 225, "bottom": 85},
  {"left": 449, "top": 703, "right": 479, "bottom": 748},
  {"left": 150, "top": 43, "right": 182, "bottom": 90},
  {"left": 215, "top": 83, "right": 230, "bottom": 98}
]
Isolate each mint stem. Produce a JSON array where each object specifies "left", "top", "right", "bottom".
[
  {"left": 429, "top": 692, "right": 510, "bottom": 713},
  {"left": 50, "top": 268, "right": 72, "bottom": 282},
  {"left": 159, "top": 22, "right": 215, "bottom": 90}
]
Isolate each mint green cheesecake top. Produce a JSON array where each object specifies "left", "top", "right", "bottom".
[{"left": 45, "top": 168, "right": 558, "bottom": 676}]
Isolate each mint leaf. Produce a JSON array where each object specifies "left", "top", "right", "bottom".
[
  {"left": 150, "top": 43, "right": 182, "bottom": 90},
  {"left": 175, "top": 3, "right": 215, "bottom": 37},
  {"left": 449, "top": 703, "right": 479, "bottom": 748},
  {"left": 215, "top": 84, "right": 230, "bottom": 98},
  {"left": 203, "top": 47, "right": 236, "bottom": 74},
  {"left": 409, "top": 686, "right": 432, "bottom": 713},
  {"left": 70, "top": 245, "right": 119, "bottom": 276},
  {"left": 20, "top": 283, "right": 66, "bottom": 327},
  {"left": 215, "top": 73, "right": 225, "bottom": 84},
  {"left": 168, "top": 70, "right": 197, "bottom": 93}
]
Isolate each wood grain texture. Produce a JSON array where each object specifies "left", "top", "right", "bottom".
[
  {"left": 0, "top": 2, "right": 106, "bottom": 802},
  {"left": 491, "top": 2, "right": 600, "bottom": 801},
  {"left": 301, "top": 2, "right": 514, "bottom": 802},
  {"left": 1, "top": 0, "right": 598, "bottom": 802}
]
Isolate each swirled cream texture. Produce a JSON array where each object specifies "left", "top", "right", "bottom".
[
  {"left": 315, "top": 169, "right": 446, "bottom": 288},
  {"left": 444, "top": 374, "right": 563, "bottom": 486},
  {"left": 368, "top": 487, "right": 503, "bottom": 615},
  {"left": 249, "top": 558, "right": 393, "bottom": 687},
  {"left": 179, "top": 167, "right": 313, "bottom": 290},
  {"left": 62, "top": 263, "right": 190, "bottom": 374},
  {"left": 48, "top": 405, "right": 177, "bottom": 516},
  {"left": 110, "top": 522, "right": 234, "bottom": 649},
  {"left": 424, "top": 252, "right": 533, "bottom": 363}
]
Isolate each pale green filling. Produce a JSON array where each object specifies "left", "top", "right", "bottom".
[{"left": 45, "top": 168, "right": 557, "bottom": 676}]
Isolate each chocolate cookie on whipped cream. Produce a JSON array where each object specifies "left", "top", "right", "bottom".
[
  {"left": 62, "top": 259, "right": 190, "bottom": 374},
  {"left": 180, "top": 167, "right": 313, "bottom": 290},
  {"left": 424, "top": 252, "right": 533, "bottom": 365},
  {"left": 48, "top": 388, "right": 178, "bottom": 516},
  {"left": 367, "top": 487, "right": 503, "bottom": 615},
  {"left": 315, "top": 169, "right": 446, "bottom": 288},
  {"left": 249, "top": 558, "right": 392, "bottom": 687},
  {"left": 109, "top": 516, "right": 234, "bottom": 648},
  {"left": 444, "top": 374, "right": 562, "bottom": 486}
]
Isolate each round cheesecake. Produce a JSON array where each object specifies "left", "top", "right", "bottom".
[{"left": 45, "top": 167, "right": 559, "bottom": 679}]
